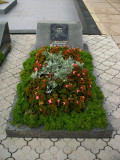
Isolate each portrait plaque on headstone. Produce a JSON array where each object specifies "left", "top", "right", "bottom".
[{"left": 51, "top": 24, "right": 68, "bottom": 46}]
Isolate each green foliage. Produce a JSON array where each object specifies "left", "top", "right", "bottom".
[
  {"left": 10, "top": 46, "right": 108, "bottom": 131},
  {"left": 0, "top": 50, "right": 5, "bottom": 65}
]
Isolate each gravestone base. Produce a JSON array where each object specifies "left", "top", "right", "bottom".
[{"left": 6, "top": 95, "right": 113, "bottom": 138}]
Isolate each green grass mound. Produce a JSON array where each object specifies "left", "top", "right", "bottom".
[{"left": 11, "top": 46, "right": 108, "bottom": 131}]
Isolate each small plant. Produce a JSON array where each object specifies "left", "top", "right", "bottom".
[{"left": 0, "top": 50, "right": 5, "bottom": 65}]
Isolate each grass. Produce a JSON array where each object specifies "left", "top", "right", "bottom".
[{"left": 10, "top": 47, "right": 108, "bottom": 132}]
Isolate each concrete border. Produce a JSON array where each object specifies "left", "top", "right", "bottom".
[
  {"left": 0, "top": 0, "right": 17, "bottom": 14},
  {"left": 6, "top": 93, "right": 113, "bottom": 138}
]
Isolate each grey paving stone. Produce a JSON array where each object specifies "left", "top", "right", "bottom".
[
  {"left": 2, "top": 137, "right": 15, "bottom": 148},
  {"left": 102, "top": 83, "right": 119, "bottom": 92},
  {"left": 108, "top": 135, "right": 120, "bottom": 152},
  {"left": 63, "top": 138, "right": 71, "bottom": 143},
  {"left": 36, "top": 145, "right": 45, "bottom": 154},
  {"left": 63, "top": 146, "right": 72, "bottom": 154},
  {"left": 6, "top": 158, "right": 15, "bottom": 160},
  {"left": 22, "top": 146, "right": 31, "bottom": 154},
  {"left": 40, "top": 150, "right": 54, "bottom": 160},
  {"left": 99, "top": 72, "right": 114, "bottom": 81},
  {"left": 97, "top": 146, "right": 120, "bottom": 160},
  {"left": 12, "top": 149, "right": 26, "bottom": 160},
  {"left": 9, "top": 144, "right": 17, "bottom": 153},
  {"left": 28, "top": 138, "right": 40, "bottom": 150},
  {"left": 55, "top": 150, "right": 67, "bottom": 160},
  {"left": 50, "top": 138, "right": 59, "bottom": 142},
  {"left": 50, "top": 146, "right": 59, "bottom": 154},
  {"left": 41, "top": 139, "right": 53, "bottom": 150},
  {"left": 67, "top": 139, "right": 80, "bottom": 150},
  {"left": 55, "top": 139, "right": 67, "bottom": 150},
  {"left": 14, "top": 138, "right": 27, "bottom": 149},
  {"left": 69, "top": 146, "right": 95, "bottom": 160},
  {"left": 112, "top": 108, "right": 120, "bottom": 119},
  {"left": 26, "top": 149, "right": 39, "bottom": 160},
  {"left": 81, "top": 139, "right": 106, "bottom": 154},
  {"left": 0, "top": 145, "right": 11, "bottom": 160},
  {"left": 107, "top": 94, "right": 120, "bottom": 105}
]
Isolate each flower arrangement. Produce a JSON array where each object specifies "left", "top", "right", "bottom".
[
  {"left": 26, "top": 46, "right": 92, "bottom": 116},
  {"left": 11, "top": 46, "right": 107, "bottom": 131}
]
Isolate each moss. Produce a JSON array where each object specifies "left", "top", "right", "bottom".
[
  {"left": 11, "top": 47, "right": 108, "bottom": 131},
  {"left": 0, "top": 50, "right": 5, "bottom": 65}
]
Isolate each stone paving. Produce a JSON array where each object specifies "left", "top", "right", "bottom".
[
  {"left": 82, "top": 0, "right": 120, "bottom": 48},
  {"left": 0, "top": 34, "right": 120, "bottom": 160}
]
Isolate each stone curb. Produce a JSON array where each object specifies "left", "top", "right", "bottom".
[{"left": 6, "top": 94, "right": 113, "bottom": 138}]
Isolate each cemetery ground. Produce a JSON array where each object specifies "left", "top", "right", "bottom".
[{"left": 0, "top": 34, "right": 120, "bottom": 160}]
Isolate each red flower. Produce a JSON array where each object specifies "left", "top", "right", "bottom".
[
  {"left": 35, "top": 67, "right": 38, "bottom": 71},
  {"left": 36, "top": 96, "right": 39, "bottom": 100},
  {"left": 35, "top": 92, "right": 37, "bottom": 95},
  {"left": 73, "top": 63, "right": 77, "bottom": 67},
  {"left": 73, "top": 71, "right": 76, "bottom": 74},
  {"left": 66, "top": 85, "right": 69, "bottom": 88},
  {"left": 48, "top": 99, "right": 52, "bottom": 104},
  {"left": 57, "top": 100, "right": 60, "bottom": 103},
  {"left": 37, "top": 86, "right": 39, "bottom": 90},
  {"left": 63, "top": 102, "right": 66, "bottom": 105}
]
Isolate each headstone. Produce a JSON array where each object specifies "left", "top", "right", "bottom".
[
  {"left": 0, "top": 21, "right": 11, "bottom": 56},
  {"left": 36, "top": 21, "right": 83, "bottom": 49},
  {"left": 0, "top": 21, "right": 11, "bottom": 48}
]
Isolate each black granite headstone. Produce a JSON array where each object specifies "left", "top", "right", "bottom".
[
  {"left": 0, "top": 22, "right": 11, "bottom": 57},
  {"left": 0, "top": 21, "right": 11, "bottom": 48}
]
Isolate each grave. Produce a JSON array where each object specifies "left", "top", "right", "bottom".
[
  {"left": 6, "top": 0, "right": 113, "bottom": 138},
  {"left": 0, "top": 21, "right": 11, "bottom": 57}
]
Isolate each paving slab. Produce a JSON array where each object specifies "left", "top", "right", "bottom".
[{"left": 82, "top": 0, "right": 120, "bottom": 48}]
